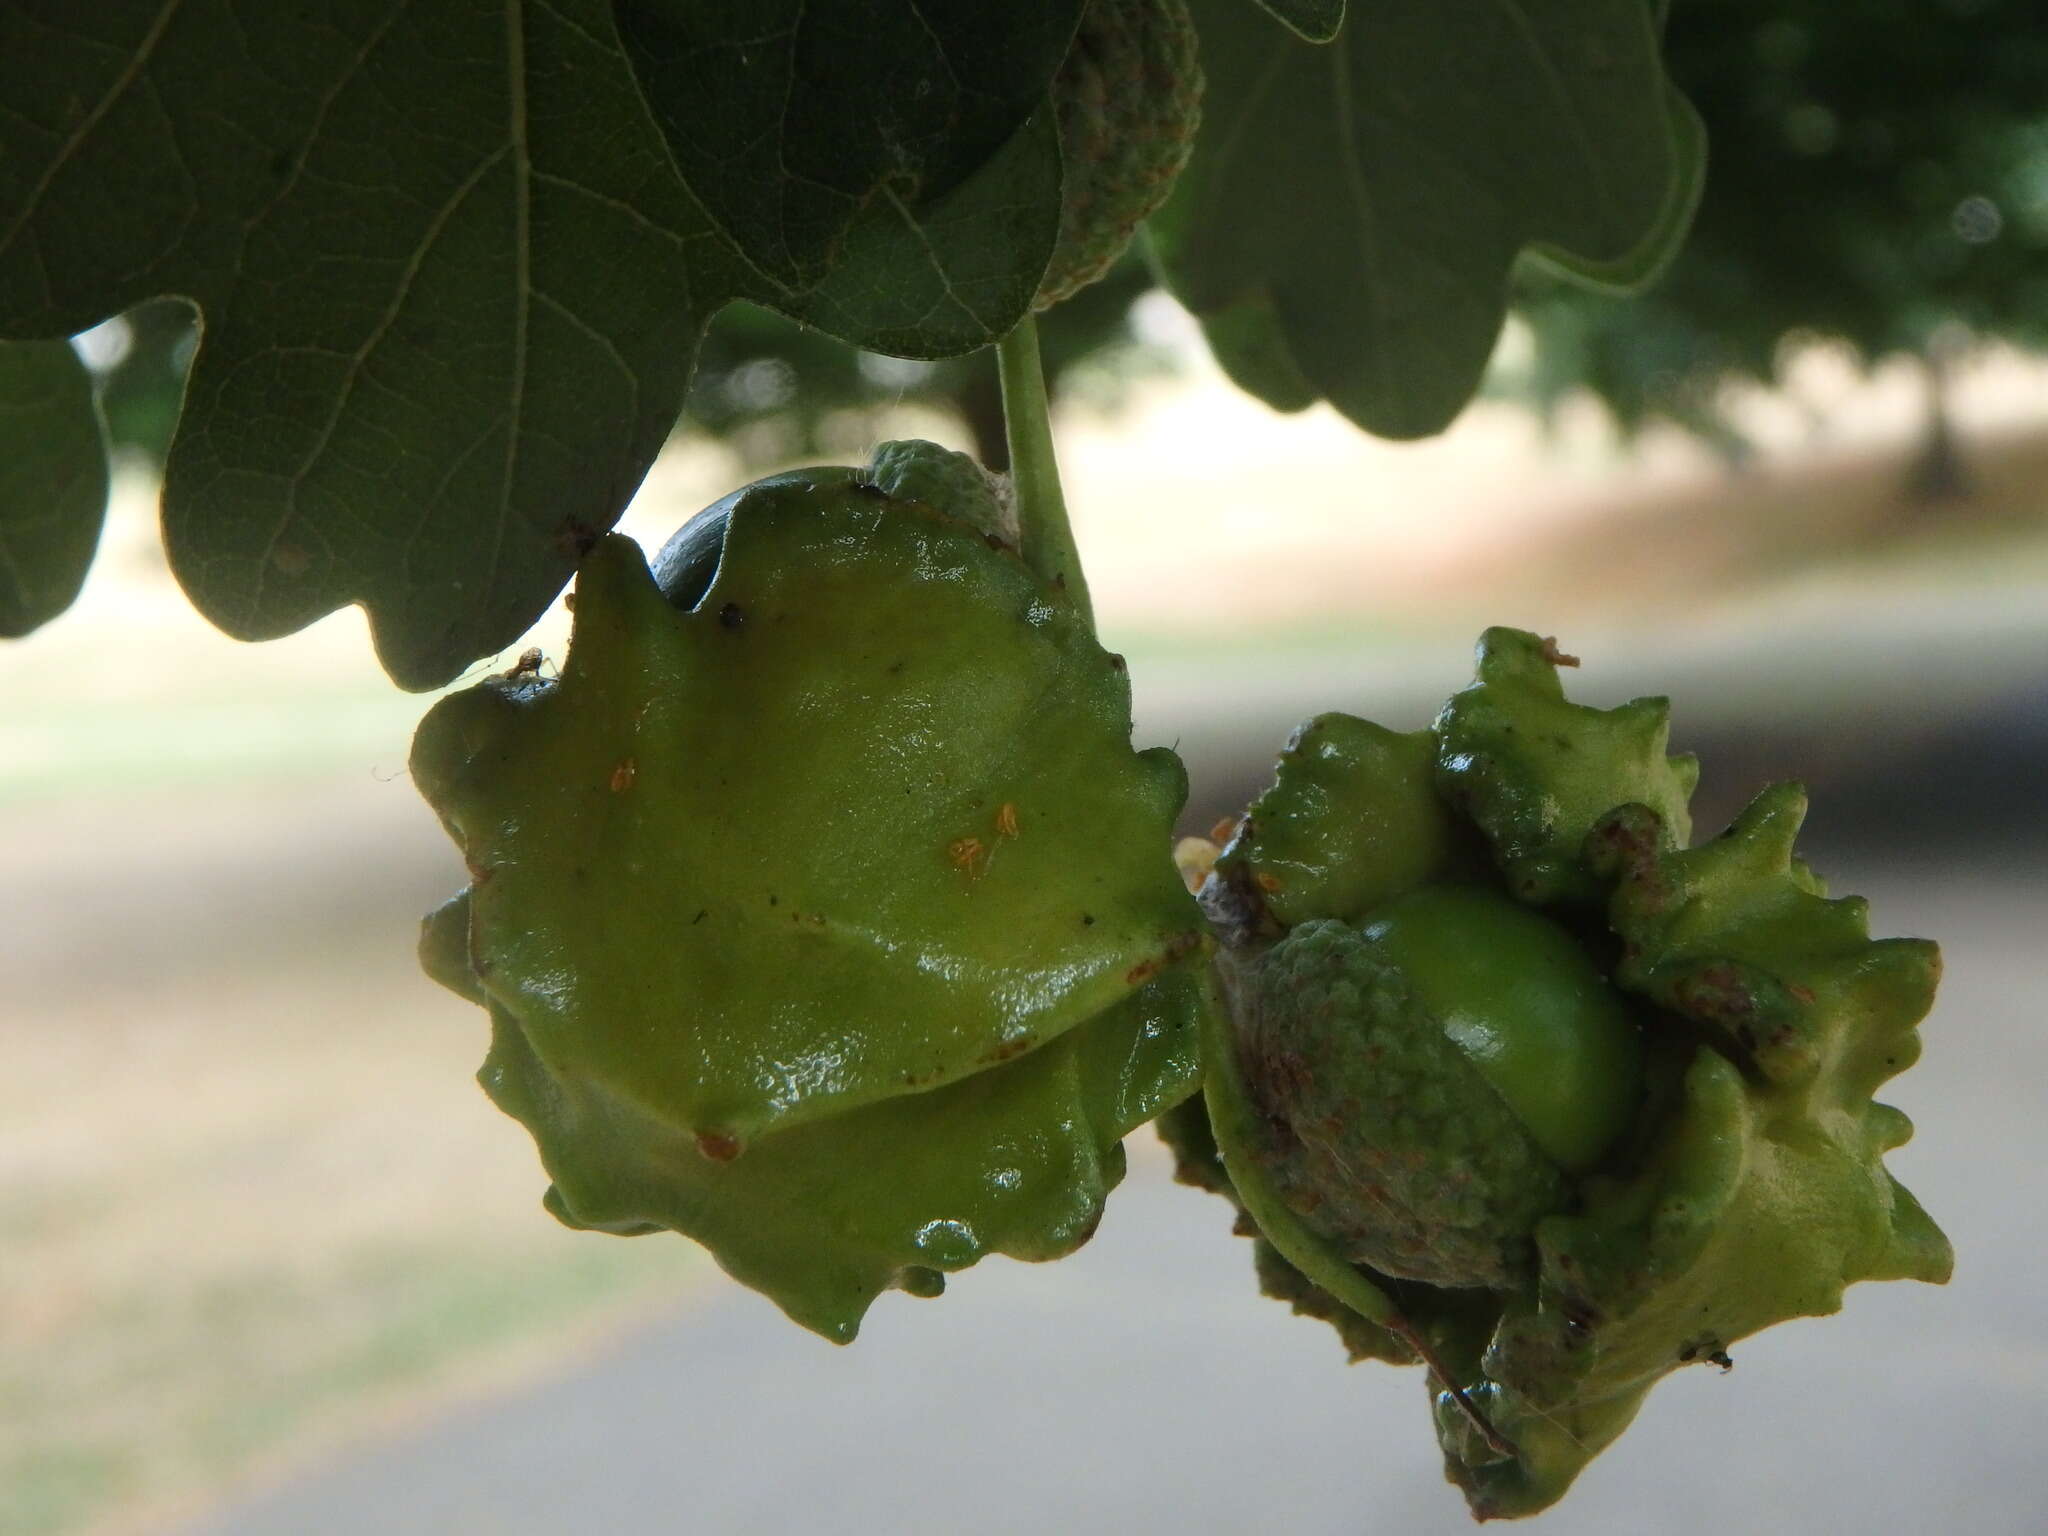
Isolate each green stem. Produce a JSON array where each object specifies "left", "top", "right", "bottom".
[{"left": 996, "top": 316, "right": 1093, "bottom": 627}]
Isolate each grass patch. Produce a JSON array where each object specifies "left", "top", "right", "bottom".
[
  {"left": 0, "top": 816, "right": 701, "bottom": 1536},
  {"left": 0, "top": 1238, "right": 691, "bottom": 1536}
]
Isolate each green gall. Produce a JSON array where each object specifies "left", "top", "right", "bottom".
[
  {"left": 414, "top": 455, "right": 1204, "bottom": 1339},
  {"left": 1435, "top": 627, "right": 1699, "bottom": 906},
  {"left": 1170, "top": 628, "right": 1948, "bottom": 1519},
  {"left": 481, "top": 970, "right": 1201, "bottom": 1342},
  {"left": 1217, "top": 713, "right": 1472, "bottom": 931}
]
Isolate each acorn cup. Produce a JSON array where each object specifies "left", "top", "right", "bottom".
[
  {"left": 1167, "top": 627, "right": 1952, "bottom": 1519},
  {"left": 411, "top": 441, "right": 1207, "bottom": 1342},
  {"left": 1036, "top": 0, "right": 1204, "bottom": 309}
]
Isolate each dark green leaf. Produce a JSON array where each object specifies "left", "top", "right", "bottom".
[
  {"left": 613, "top": 0, "right": 1082, "bottom": 289},
  {"left": 0, "top": 339, "right": 107, "bottom": 637},
  {"left": 1252, "top": 0, "right": 1345, "bottom": 43},
  {"left": 1522, "top": 86, "right": 1704, "bottom": 294},
  {"left": 1152, "top": 0, "right": 1699, "bottom": 438},
  {"left": 1189, "top": 287, "right": 1318, "bottom": 412},
  {"left": 0, "top": 0, "right": 736, "bottom": 687},
  {"left": 770, "top": 109, "right": 1063, "bottom": 358},
  {"left": 0, "top": 2, "right": 1078, "bottom": 683}
]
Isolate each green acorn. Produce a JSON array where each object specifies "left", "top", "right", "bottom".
[
  {"left": 1225, "top": 893, "right": 1640, "bottom": 1290},
  {"left": 412, "top": 441, "right": 1204, "bottom": 1342},
  {"left": 1172, "top": 627, "right": 1950, "bottom": 1518},
  {"left": 1036, "top": 0, "right": 1204, "bottom": 309}
]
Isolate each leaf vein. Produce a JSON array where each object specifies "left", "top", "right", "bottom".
[
  {"left": 485, "top": 0, "right": 536, "bottom": 636},
  {"left": 1486, "top": 0, "right": 1626, "bottom": 238},
  {"left": 252, "top": 144, "right": 513, "bottom": 607},
  {"left": 242, "top": 0, "right": 416, "bottom": 235}
]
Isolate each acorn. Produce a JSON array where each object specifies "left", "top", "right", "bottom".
[
  {"left": 1036, "top": 0, "right": 1204, "bottom": 309},
  {"left": 1230, "top": 884, "right": 1641, "bottom": 1291}
]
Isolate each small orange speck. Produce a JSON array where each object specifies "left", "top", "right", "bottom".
[
  {"left": 609, "top": 758, "right": 636, "bottom": 792},
  {"left": 948, "top": 837, "right": 986, "bottom": 875},
  {"left": 996, "top": 802, "right": 1020, "bottom": 839},
  {"left": 1255, "top": 871, "right": 1283, "bottom": 893},
  {"left": 1208, "top": 816, "right": 1240, "bottom": 845},
  {"left": 1541, "top": 636, "right": 1581, "bottom": 668}
]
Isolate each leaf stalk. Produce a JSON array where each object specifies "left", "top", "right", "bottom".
[{"left": 996, "top": 316, "right": 1093, "bottom": 627}]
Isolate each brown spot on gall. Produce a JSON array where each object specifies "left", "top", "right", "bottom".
[{"left": 694, "top": 1130, "right": 742, "bottom": 1163}]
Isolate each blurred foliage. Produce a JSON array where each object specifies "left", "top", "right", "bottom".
[
  {"left": 85, "top": 256, "right": 1165, "bottom": 480},
  {"left": 1498, "top": 0, "right": 2048, "bottom": 454},
  {"left": 682, "top": 251, "right": 1167, "bottom": 470},
  {"left": 88, "top": 299, "right": 196, "bottom": 469}
]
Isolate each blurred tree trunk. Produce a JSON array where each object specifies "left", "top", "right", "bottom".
[{"left": 1905, "top": 335, "right": 1972, "bottom": 506}]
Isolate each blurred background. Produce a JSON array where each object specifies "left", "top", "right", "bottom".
[{"left": 9, "top": 5, "right": 2048, "bottom": 1530}]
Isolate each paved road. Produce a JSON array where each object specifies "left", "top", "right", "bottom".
[{"left": 177, "top": 837, "right": 2046, "bottom": 1536}]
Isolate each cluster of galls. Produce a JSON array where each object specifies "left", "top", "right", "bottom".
[
  {"left": 413, "top": 439, "right": 1949, "bottom": 1518},
  {"left": 1164, "top": 628, "right": 1952, "bottom": 1517}
]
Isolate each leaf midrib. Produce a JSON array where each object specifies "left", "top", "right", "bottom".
[{"left": 249, "top": 0, "right": 540, "bottom": 635}]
